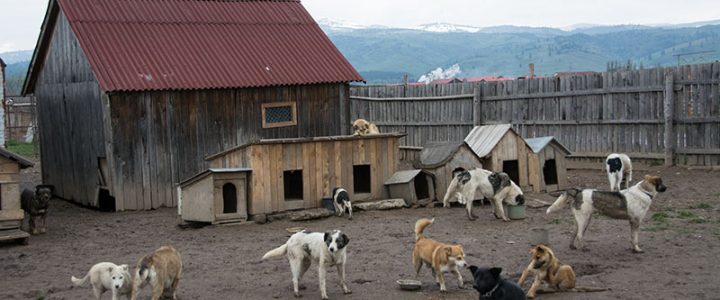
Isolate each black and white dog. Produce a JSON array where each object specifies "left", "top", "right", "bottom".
[
  {"left": 332, "top": 187, "right": 353, "bottom": 220},
  {"left": 606, "top": 153, "right": 632, "bottom": 191},
  {"left": 443, "top": 169, "right": 524, "bottom": 221},
  {"left": 547, "top": 175, "right": 667, "bottom": 253},
  {"left": 262, "top": 230, "right": 351, "bottom": 299}
]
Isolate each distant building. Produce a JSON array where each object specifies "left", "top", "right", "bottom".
[{"left": 553, "top": 71, "right": 597, "bottom": 77}]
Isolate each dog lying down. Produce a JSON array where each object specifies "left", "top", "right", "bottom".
[
  {"left": 352, "top": 118, "right": 379, "bottom": 136},
  {"left": 71, "top": 262, "right": 132, "bottom": 300},
  {"left": 547, "top": 175, "right": 667, "bottom": 253},
  {"left": 518, "top": 244, "right": 575, "bottom": 299},
  {"left": 467, "top": 266, "right": 525, "bottom": 300}
]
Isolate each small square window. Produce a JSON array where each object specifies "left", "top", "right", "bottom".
[{"left": 262, "top": 102, "right": 297, "bottom": 128}]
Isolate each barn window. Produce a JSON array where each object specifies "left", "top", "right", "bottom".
[
  {"left": 262, "top": 102, "right": 297, "bottom": 128},
  {"left": 222, "top": 183, "right": 238, "bottom": 213},
  {"left": 283, "top": 170, "right": 304, "bottom": 200},
  {"left": 353, "top": 165, "right": 371, "bottom": 194},
  {"left": 543, "top": 159, "right": 558, "bottom": 185}
]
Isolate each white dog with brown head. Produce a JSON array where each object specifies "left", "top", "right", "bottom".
[{"left": 352, "top": 119, "right": 379, "bottom": 136}]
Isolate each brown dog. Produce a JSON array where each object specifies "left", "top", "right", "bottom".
[
  {"left": 412, "top": 218, "right": 467, "bottom": 292},
  {"left": 518, "top": 244, "right": 575, "bottom": 299},
  {"left": 131, "top": 245, "right": 182, "bottom": 300},
  {"left": 352, "top": 118, "right": 379, "bottom": 136}
]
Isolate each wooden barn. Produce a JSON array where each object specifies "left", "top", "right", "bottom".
[
  {"left": 416, "top": 141, "right": 483, "bottom": 202},
  {"left": 204, "top": 134, "right": 403, "bottom": 217},
  {"left": 525, "top": 137, "right": 571, "bottom": 193},
  {"left": 0, "top": 148, "right": 34, "bottom": 244},
  {"left": 22, "top": 0, "right": 363, "bottom": 211},
  {"left": 464, "top": 124, "right": 532, "bottom": 188}
]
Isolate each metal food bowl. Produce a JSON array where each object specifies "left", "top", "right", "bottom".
[{"left": 396, "top": 279, "right": 422, "bottom": 291}]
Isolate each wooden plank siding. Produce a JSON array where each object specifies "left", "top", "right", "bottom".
[
  {"left": 208, "top": 135, "right": 401, "bottom": 216},
  {"left": 350, "top": 62, "right": 720, "bottom": 166}
]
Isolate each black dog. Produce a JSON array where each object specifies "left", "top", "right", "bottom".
[
  {"left": 21, "top": 185, "right": 53, "bottom": 234},
  {"left": 468, "top": 266, "right": 526, "bottom": 300}
]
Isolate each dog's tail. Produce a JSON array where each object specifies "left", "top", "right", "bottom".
[
  {"left": 71, "top": 273, "right": 90, "bottom": 286},
  {"left": 546, "top": 191, "right": 572, "bottom": 214},
  {"left": 262, "top": 243, "right": 288, "bottom": 260},
  {"left": 415, "top": 218, "right": 434, "bottom": 241}
]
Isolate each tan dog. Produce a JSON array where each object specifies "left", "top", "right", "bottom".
[
  {"left": 518, "top": 244, "right": 575, "bottom": 299},
  {"left": 412, "top": 218, "right": 467, "bottom": 292},
  {"left": 131, "top": 245, "right": 182, "bottom": 300},
  {"left": 352, "top": 118, "right": 379, "bottom": 136}
]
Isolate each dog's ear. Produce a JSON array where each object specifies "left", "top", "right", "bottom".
[
  {"left": 120, "top": 264, "right": 129, "bottom": 272},
  {"left": 488, "top": 173, "right": 501, "bottom": 188},
  {"left": 499, "top": 173, "right": 511, "bottom": 188},
  {"left": 468, "top": 265, "right": 479, "bottom": 274},
  {"left": 490, "top": 267, "right": 502, "bottom": 279},
  {"left": 444, "top": 246, "right": 453, "bottom": 257},
  {"left": 324, "top": 232, "right": 331, "bottom": 245},
  {"left": 108, "top": 266, "right": 114, "bottom": 273},
  {"left": 341, "top": 233, "right": 349, "bottom": 245},
  {"left": 644, "top": 174, "right": 652, "bottom": 181}
]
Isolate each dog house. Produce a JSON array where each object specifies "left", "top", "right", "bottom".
[
  {"left": 464, "top": 124, "right": 531, "bottom": 189},
  {"left": 0, "top": 148, "right": 34, "bottom": 244},
  {"left": 525, "top": 137, "right": 571, "bottom": 193},
  {"left": 384, "top": 169, "right": 436, "bottom": 206},
  {"left": 204, "top": 133, "right": 404, "bottom": 218},
  {"left": 179, "top": 168, "right": 250, "bottom": 224},
  {"left": 416, "top": 142, "right": 483, "bottom": 202}
]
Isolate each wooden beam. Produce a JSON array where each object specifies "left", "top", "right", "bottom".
[
  {"left": 349, "top": 94, "right": 474, "bottom": 102},
  {"left": 479, "top": 86, "right": 665, "bottom": 101},
  {"left": 664, "top": 70, "right": 675, "bottom": 166}
]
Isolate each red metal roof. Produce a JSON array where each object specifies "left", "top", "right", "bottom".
[
  {"left": 464, "top": 76, "right": 512, "bottom": 82},
  {"left": 52, "top": 0, "right": 363, "bottom": 92}
]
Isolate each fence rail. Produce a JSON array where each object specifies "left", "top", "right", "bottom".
[{"left": 350, "top": 62, "right": 720, "bottom": 166}]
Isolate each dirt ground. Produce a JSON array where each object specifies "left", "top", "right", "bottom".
[{"left": 1, "top": 164, "right": 719, "bottom": 300}]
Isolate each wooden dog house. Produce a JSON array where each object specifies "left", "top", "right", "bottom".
[
  {"left": 203, "top": 133, "right": 403, "bottom": 218},
  {"left": 416, "top": 142, "right": 483, "bottom": 202},
  {"left": 384, "top": 169, "right": 435, "bottom": 206},
  {"left": 0, "top": 148, "right": 34, "bottom": 244},
  {"left": 525, "top": 137, "right": 571, "bottom": 193},
  {"left": 464, "top": 124, "right": 531, "bottom": 189},
  {"left": 179, "top": 168, "right": 250, "bottom": 224}
]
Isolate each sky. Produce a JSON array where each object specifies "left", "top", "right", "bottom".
[{"left": 1, "top": 0, "right": 719, "bottom": 52}]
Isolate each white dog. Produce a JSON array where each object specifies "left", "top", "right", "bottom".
[
  {"left": 606, "top": 153, "right": 632, "bottom": 191},
  {"left": 443, "top": 168, "right": 525, "bottom": 221},
  {"left": 332, "top": 187, "right": 353, "bottom": 220},
  {"left": 71, "top": 262, "right": 132, "bottom": 300},
  {"left": 547, "top": 175, "right": 667, "bottom": 253},
  {"left": 262, "top": 230, "right": 351, "bottom": 299}
]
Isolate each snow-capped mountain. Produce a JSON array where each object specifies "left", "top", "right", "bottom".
[
  {"left": 317, "top": 18, "right": 369, "bottom": 31},
  {"left": 412, "top": 23, "right": 481, "bottom": 33}
]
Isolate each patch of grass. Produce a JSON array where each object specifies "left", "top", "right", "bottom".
[
  {"left": 6, "top": 141, "right": 36, "bottom": 157},
  {"left": 688, "top": 217, "right": 708, "bottom": 224},
  {"left": 646, "top": 212, "right": 671, "bottom": 232},
  {"left": 711, "top": 192, "right": 720, "bottom": 198},
  {"left": 652, "top": 212, "right": 669, "bottom": 223},
  {"left": 677, "top": 210, "right": 697, "bottom": 219},
  {"left": 689, "top": 203, "right": 713, "bottom": 209}
]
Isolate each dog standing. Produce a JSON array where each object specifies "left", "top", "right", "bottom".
[
  {"left": 517, "top": 245, "right": 575, "bottom": 299},
  {"left": 132, "top": 245, "right": 182, "bottom": 300},
  {"left": 263, "top": 230, "right": 351, "bottom": 299},
  {"left": 412, "top": 218, "right": 467, "bottom": 292},
  {"left": 606, "top": 153, "right": 632, "bottom": 191},
  {"left": 332, "top": 187, "right": 353, "bottom": 220},
  {"left": 443, "top": 169, "right": 524, "bottom": 221},
  {"left": 21, "top": 185, "right": 53, "bottom": 234},
  {"left": 547, "top": 175, "right": 667, "bottom": 252},
  {"left": 352, "top": 119, "right": 379, "bottom": 136},
  {"left": 467, "top": 266, "right": 525, "bottom": 300},
  {"left": 71, "top": 262, "right": 132, "bottom": 300}
]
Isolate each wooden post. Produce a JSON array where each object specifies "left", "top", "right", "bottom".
[
  {"left": 339, "top": 83, "right": 349, "bottom": 135},
  {"left": 473, "top": 85, "right": 482, "bottom": 126},
  {"left": 402, "top": 73, "right": 408, "bottom": 98},
  {"left": 663, "top": 69, "right": 674, "bottom": 166}
]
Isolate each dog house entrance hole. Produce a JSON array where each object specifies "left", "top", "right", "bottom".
[
  {"left": 222, "top": 183, "right": 238, "bottom": 213},
  {"left": 97, "top": 188, "right": 116, "bottom": 212},
  {"left": 543, "top": 159, "right": 558, "bottom": 185},
  {"left": 502, "top": 160, "right": 520, "bottom": 184},
  {"left": 414, "top": 175, "right": 430, "bottom": 200},
  {"left": 284, "top": 170, "right": 304, "bottom": 201},
  {"left": 353, "top": 165, "right": 371, "bottom": 194}
]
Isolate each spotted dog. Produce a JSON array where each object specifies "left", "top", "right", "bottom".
[
  {"left": 442, "top": 168, "right": 524, "bottom": 221},
  {"left": 547, "top": 175, "right": 667, "bottom": 252},
  {"left": 332, "top": 187, "right": 353, "bottom": 220},
  {"left": 263, "top": 230, "right": 351, "bottom": 299},
  {"left": 606, "top": 153, "right": 632, "bottom": 191}
]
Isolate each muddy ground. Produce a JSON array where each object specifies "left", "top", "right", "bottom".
[{"left": 1, "top": 164, "right": 719, "bottom": 300}]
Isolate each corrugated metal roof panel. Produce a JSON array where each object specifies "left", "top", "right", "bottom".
[
  {"left": 384, "top": 169, "right": 423, "bottom": 185},
  {"left": 56, "top": 0, "right": 363, "bottom": 92},
  {"left": 525, "top": 136, "right": 571, "bottom": 154},
  {"left": 418, "top": 141, "right": 464, "bottom": 168},
  {"left": 464, "top": 124, "right": 513, "bottom": 158}
]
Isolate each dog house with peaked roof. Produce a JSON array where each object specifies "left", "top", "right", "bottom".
[
  {"left": 416, "top": 141, "right": 483, "bottom": 202},
  {"left": 0, "top": 148, "right": 34, "bottom": 244},
  {"left": 178, "top": 168, "right": 251, "bottom": 224},
  {"left": 464, "top": 124, "right": 532, "bottom": 189},
  {"left": 525, "top": 136, "right": 571, "bottom": 193},
  {"left": 384, "top": 169, "right": 436, "bottom": 206}
]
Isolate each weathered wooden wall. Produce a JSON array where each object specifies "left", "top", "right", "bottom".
[
  {"left": 5, "top": 97, "right": 36, "bottom": 143},
  {"left": 528, "top": 145, "right": 568, "bottom": 193},
  {"left": 208, "top": 135, "right": 401, "bottom": 215},
  {"left": 350, "top": 62, "right": 720, "bottom": 166},
  {"left": 107, "top": 83, "right": 349, "bottom": 210},
  {"left": 34, "top": 11, "right": 106, "bottom": 206}
]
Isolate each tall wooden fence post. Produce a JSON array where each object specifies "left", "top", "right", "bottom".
[
  {"left": 664, "top": 69, "right": 675, "bottom": 166},
  {"left": 473, "top": 84, "right": 482, "bottom": 126}
]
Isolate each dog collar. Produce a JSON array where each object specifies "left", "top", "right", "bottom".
[
  {"left": 642, "top": 191, "right": 654, "bottom": 199},
  {"left": 481, "top": 282, "right": 501, "bottom": 298}
]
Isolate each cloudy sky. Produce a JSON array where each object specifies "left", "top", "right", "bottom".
[{"left": 1, "top": 0, "right": 719, "bottom": 52}]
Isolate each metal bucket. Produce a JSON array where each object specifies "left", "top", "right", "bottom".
[{"left": 505, "top": 204, "right": 526, "bottom": 220}]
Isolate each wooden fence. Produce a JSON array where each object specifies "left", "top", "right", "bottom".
[{"left": 350, "top": 62, "right": 720, "bottom": 166}]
